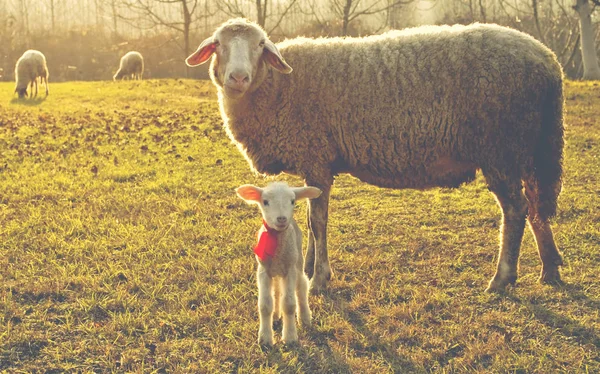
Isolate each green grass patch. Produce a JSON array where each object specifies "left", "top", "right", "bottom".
[{"left": 0, "top": 79, "right": 599, "bottom": 372}]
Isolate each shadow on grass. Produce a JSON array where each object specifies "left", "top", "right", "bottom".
[
  {"left": 10, "top": 96, "right": 47, "bottom": 106},
  {"left": 322, "top": 287, "right": 420, "bottom": 372},
  {"left": 510, "top": 283, "right": 600, "bottom": 349}
]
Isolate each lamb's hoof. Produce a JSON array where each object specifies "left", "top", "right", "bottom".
[
  {"left": 485, "top": 275, "right": 517, "bottom": 293},
  {"left": 539, "top": 266, "right": 563, "bottom": 285},
  {"left": 282, "top": 337, "right": 299, "bottom": 347},
  {"left": 309, "top": 279, "right": 327, "bottom": 295},
  {"left": 272, "top": 318, "right": 282, "bottom": 332},
  {"left": 258, "top": 335, "right": 273, "bottom": 349}
]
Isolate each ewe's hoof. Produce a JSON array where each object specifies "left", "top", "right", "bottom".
[
  {"left": 539, "top": 266, "right": 563, "bottom": 285},
  {"left": 485, "top": 275, "right": 517, "bottom": 293}
]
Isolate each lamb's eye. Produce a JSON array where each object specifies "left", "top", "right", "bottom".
[
  {"left": 291, "top": 200, "right": 295, "bottom": 205},
  {"left": 259, "top": 40, "right": 265, "bottom": 47},
  {"left": 263, "top": 200, "right": 269, "bottom": 206}
]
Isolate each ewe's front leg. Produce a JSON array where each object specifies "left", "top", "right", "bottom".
[
  {"left": 281, "top": 272, "right": 299, "bottom": 345},
  {"left": 257, "top": 267, "right": 274, "bottom": 346},
  {"left": 307, "top": 183, "right": 332, "bottom": 293}
]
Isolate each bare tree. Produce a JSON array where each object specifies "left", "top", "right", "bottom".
[
  {"left": 328, "top": 0, "right": 414, "bottom": 36},
  {"left": 573, "top": 0, "right": 600, "bottom": 79},
  {"left": 215, "top": 0, "right": 299, "bottom": 34}
]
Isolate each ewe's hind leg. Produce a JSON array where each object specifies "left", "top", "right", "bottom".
[
  {"left": 43, "top": 76, "right": 49, "bottom": 96},
  {"left": 484, "top": 172, "right": 528, "bottom": 292},
  {"left": 257, "top": 267, "right": 274, "bottom": 346},
  {"left": 524, "top": 181, "right": 563, "bottom": 284},
  {"left": 304, "top": 207, "right": 316, "bottom": 278},
  {"left": 281, "top": 271, "right": 299, "bottom": 344},
  {"left": 306, "top": 182, "right": 332, "bottom": 293},
  {"left": 296, "top": 271, "right": 311, "bottom": 326}
]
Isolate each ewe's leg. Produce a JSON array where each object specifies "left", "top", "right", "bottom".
[
  {"left": 257, "top": 266, "right": 274, "bottom": 346},
  {"left": 296, "top": 271, "right": 311, "bottom": 326},
  {"left": 307, "top": 182, "right": 332, "bottom": 293},
  {"left": 281, "top": 271, "right": 298, "bottom": 344},
  {"left": 34, "top": 78, "right": 38, "bottom": 97},
  {"left": 523, "top": 181, "right": 563, "bottom": 284},
  {"left": 485, "top": 175, "right": 528, "bottom": 292},
  {"left": 44, "top": 76, "right": 49, "bottom": 96},
  {"left": 304, "top": 207, "right": 316, "bottom": 278}
]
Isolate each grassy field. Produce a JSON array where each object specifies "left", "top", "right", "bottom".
[{"left": 0, "top": 79, "right": 599, "bottom": 373}]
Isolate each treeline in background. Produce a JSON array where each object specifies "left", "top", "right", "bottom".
[{"left": 0, "top": 0, "right": 597, "bottom": 81}]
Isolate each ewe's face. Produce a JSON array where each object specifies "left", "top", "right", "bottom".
[
  {"left": 186, "top": 19, "right": 292, "bottom": 100},
  {"left": 213, "top": 27, "right": 265, "bottom": 99},
  {"left": 259, "top": 187, "right": 296, "bottom": 231},
  {"left": 16, "top": 88, "right": 27, "bottom": 99}
]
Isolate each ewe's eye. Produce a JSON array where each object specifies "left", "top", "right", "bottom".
[
  {"left": 259, "top": 40, "right": 265, "bottom": 47},
  {"left": 263, "top": 200, "right": 269, "bottom": 206},
  {"left": 291, "top": 200, "right": 295, "bottom": 205}
]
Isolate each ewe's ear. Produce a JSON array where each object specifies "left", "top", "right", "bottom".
[
  {"left": 186, "top": 37, "right": 218, "bottom": 67},
  {"left": 263, "top": 40, "right": 292, "bottom": 74},
  {"left": 236, "top": 184, "right": 263, "bottom": 203},
  {"left": 293, "top": 186, "right": 322, "bottom": 200}
]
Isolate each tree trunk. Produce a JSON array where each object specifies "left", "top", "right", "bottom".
[
  {"left": 183, "top": 0, "right": 191, "bottom": 78},
  {"left": 342, "top": 0, "right": 352, "bottom": 36},
  {"left": 575, "top": 0, "right": 600, "bottom": 80}
]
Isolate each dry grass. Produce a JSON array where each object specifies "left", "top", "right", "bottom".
[{"left": 0, "top": 79, "right": 599, "bottom": 373}]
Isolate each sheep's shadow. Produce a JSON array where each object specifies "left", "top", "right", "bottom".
[
  {"left": 10, "top": 97, "right": 47, "bottom": 106},
  {"left": 507, "top": 284, "right": 600, "bottom": 349},
  {"left": 318, "top": 286, "right": 419, "bottom": 372}
]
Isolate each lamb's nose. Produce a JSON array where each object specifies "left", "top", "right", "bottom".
[
  {"left": 229, "top": 72, "right": 249, "bottom": 84},
  {"left": 277, "top": 216, "right": 287, "bottom": 224}
]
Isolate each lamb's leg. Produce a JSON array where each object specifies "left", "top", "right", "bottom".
[
  {"left": 281, "top": 271, "right": 298, "bottom": 344},
  {"left": 257, "top": 266, "right": 274, "bottom": 346},
  {"left": 485, "top": 175, "right": 528, "bottom": 292},
  {"left": 306, "top": 182, "right": 332, "bottom": 293},
  {"left": 272, "top": 277, "right": 281, "bottom": 330},
  {"left": 296, "top": 270, "right": 311, "bottom": 327}
]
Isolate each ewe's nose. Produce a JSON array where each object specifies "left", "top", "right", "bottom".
[
  {"left": 277, "top": 216, "right": 287, "bottom": 224},
  {"left": 229, "top": 72, "right": 249, "bottom": 85}
]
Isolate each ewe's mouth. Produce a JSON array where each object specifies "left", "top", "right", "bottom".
[{"left": 224, "top": 84, "right": 247, "bottom": 98}]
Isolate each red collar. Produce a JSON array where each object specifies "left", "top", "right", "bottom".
[{"left": 254, "top": 220, "right": 278, "bottom": 261}]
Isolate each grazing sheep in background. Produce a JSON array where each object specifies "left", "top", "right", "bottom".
[
  {"left": 189, "top": 19, "right": 565, "bottom": 294},
  {"left": 14, "top": 50, "right": 49, "bottom": 99},
  {"left": 113, "top": 51, "right": 144, "bottom": 81},
  {"left": 237, "top": 182, "right": 321, "bottom": 346}
]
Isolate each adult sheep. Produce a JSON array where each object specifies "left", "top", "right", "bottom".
[
  {"left": 113, "top": 51, "right": 144, "bottom": 80},
  {"left": 14, "top": 50, "right": 49, "bottom": 99},
  {"left": 186, "top": 19, "right": 565, "bottom": 293}
]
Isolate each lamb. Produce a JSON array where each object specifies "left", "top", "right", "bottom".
[
  {"left": 14, "top": 50, "right": 49, "bottom": 99},
  {"left": 236, "top": 182, "right": 321, "bottom": 346},
  {"left": 113, "top": 51, "right": 144, "bottom": 80},
  {"left": 188, "top": 19, "right": 565, "bottom": 294}
]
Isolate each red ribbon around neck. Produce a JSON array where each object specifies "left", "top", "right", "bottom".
[{"left": 254, "top": 220, "right": 278, "bottom": 261}]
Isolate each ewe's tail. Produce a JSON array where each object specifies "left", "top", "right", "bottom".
[{"left": 527, "top": 79, "right": 565, "bottom": 221}]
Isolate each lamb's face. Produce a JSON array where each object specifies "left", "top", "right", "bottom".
[
  {"left": 258, "top": 185, "right": 297, "bottom": 231},
  {"left": 237, "top": 183, "right": 323, "bottom": 231},
  {"left": 186, "top": 19, "right": 293, "bottom": 100}
]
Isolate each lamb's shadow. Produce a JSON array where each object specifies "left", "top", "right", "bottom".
[
  {"left": 10, "top": 97, "right": 47, "bottom": 106},
  {"left": 262, "top": 338, "right": 354, "bottom": 373}
]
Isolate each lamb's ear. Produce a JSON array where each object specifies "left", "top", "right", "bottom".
[
  {"left": 263, "top": 40, "right": 292, "bottom": 74},
  {"left": 293, "top": 186, "right": 322, "bottom": 200},
  {"left": 186, "top": 37, "right": 218, "bottom": 67},
  {"left": 236, "top": 184, "right": 263, "bottom": 203}
]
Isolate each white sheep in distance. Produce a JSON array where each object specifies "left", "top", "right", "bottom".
[
  {"left": 189, "top": 19, "right": 565, "bottom": 294},
  {"left": 14, "top": 50, "right": 49, "bottom": 99},
  {"left": 237, "top": 182, "right": 321, "bottom": 346},
  {"left": 113, "top": 51, "right": 144, "bottom": 80}
]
